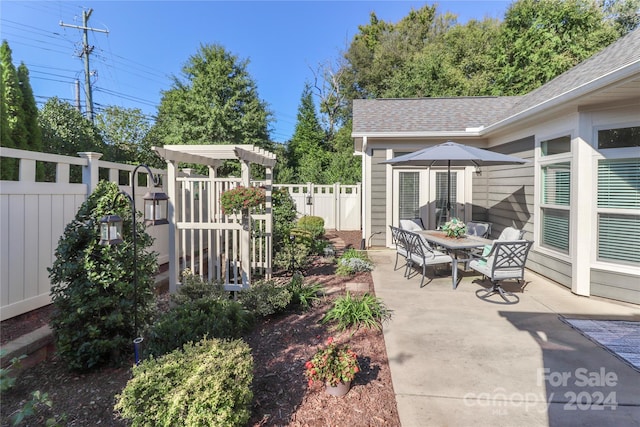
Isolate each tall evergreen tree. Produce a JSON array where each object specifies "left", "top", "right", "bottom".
[
  {"left": 0, "top": 61, "right": 9, "bottom": 147},
  {"left": 17, "top": 63, "right": 42, "bottom": 154},
  {"left": 287, "top": 84, "right": 326, "bottom": 183},
  {"left": 152, "top": 43, "right": 273, "bottom": 176},
  {"left": 1, "top": 41, "right": 27, "bottom": 150}
]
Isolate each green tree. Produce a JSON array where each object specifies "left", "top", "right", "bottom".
[
  {"left": 493, "top": 0, "right": 619, "bottom": 95},
  {"left": 287, "top": 84, "right": 326, "bottom": 183},
  {"left": 39, "top": 97, "right": 105, "bottom": 157},
  {"left": 17, "top": 63, "right": 43, "bottom": 180},
  {"left": 343, "top": 5, "right": 453, "bottom": 99},
  {"left": 95, "top": 105, "right": 162, "bottom": 167},
  {"left": 1, "top": 40, "right": 26, "bottom": 179},
  {"left": 323, "top": 122, "right": 361, "bottom": 185},
  {"left": 385, "top": 18, "right": 501, "bottom": 98},
  {"left": 153, "top": 44, "right": 272, "bottom": 163},
  {"left": 603, "top": 0, "right": 640, "bottom": 34}
]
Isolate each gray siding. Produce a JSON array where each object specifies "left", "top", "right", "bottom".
[
  {"left": 527, "top": 251, "right": 572, "bottom": 289},
  {"left": 370, "top": 150, "right": 388, "bottom": 247},
  {"left": 473, "top": 136, "right": 535, "bottom": 240},
  {"left": 591, "top": 269, "right": 640, "bottom": 304}
]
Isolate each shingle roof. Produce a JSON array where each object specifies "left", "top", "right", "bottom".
[
  {"left": 352, "top": 28, "right": 640, "bottom": 135},
  {"left": 352, "top": 96, "right": 521, "bottom": 133},
  {"left": 498, "top": 27, "right": 640, "bottom": 122}
]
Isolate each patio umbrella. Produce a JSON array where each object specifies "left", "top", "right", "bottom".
[{"left": 382, "top": 141, "right": 529, "bottom": 222}]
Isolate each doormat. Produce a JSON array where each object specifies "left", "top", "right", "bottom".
[{"left": 561, "top": 318, "right": 640, "bottom": 373}]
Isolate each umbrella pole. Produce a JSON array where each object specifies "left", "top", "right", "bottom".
[{"left": 447, "top": 160, "right": 451, "bottom": 221}]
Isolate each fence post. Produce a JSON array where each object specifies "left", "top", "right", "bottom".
[
  {"left": 334, "top": 182, "right": 340, "bottom": 231},
  {"left": 78, "top": 152, "right": 103, "bottom": 195}
]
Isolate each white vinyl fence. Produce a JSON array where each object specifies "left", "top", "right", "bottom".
[
  {"left": 0, "top": 148, "right": 168, "bottom": 321},
  {"left": 0, "top": 148, "right": 363, "bottom": 321},
  {"left": 275, "top": 183, "right": 361, "bottom": 231}
]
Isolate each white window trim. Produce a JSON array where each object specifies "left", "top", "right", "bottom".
[
  {"left": 590, "top": 140, "right": 640, "bottom": 275},
  {"left": 535, "top": 133, "right": 574, "bottom": 262}
]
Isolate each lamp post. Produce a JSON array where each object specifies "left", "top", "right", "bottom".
[{"left": 99, "top": 164, "right": 168, "bottom": 364}]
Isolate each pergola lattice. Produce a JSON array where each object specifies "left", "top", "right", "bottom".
[{"left": 153, "top": 144, "right": 277, "bottom": 293}]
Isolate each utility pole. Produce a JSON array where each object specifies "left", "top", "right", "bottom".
[
  {"left": 60, "top": 9, "right": 108, "bottom": 122},
  {"left": 74, "top": 79, "right": 81, "bottom": 112}
]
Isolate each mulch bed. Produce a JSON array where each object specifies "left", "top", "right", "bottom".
[{"left": 0, "top": 230, "right": 400, "bottom": 426}]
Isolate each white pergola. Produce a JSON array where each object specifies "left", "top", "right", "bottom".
[{"left": 153, "top": 144, "right": 277, "bottom": 293}]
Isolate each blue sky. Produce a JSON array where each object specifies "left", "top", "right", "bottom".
[{"left": 1, "top": 1, "right": 511, "bottom": 143}]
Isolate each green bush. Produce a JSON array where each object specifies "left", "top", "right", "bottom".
[
  {"left": 145, "top": 298, "right": 253, "bottom": 358},
  {"left": 116, "top": 338, "right": 253, "bottom": 427},
  {"left": 296, "top": 215, "right": 325, "bottom": 238},
  {"left": 335, "top": 249, "right": 374, "bottom": 276},
  {"left": 286, "top": 273, "right": 324, "bottom": 310},
  {"left": 322, "top": 292, "right": 392, "bottom": 331},
  {"left": 237, "top": 280, "right": 292, "bottom": 317},
  {"left": 273, "top": 241, "right": 311, "bottom": 272},
  {"left": 171, "top": 270, "right": 229, "bottom": 306},
  {"left": 48, "top": 181, "right": 157, "bottom": 370}
]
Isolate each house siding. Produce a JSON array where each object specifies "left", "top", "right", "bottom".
[
  {"left": 370, "top": 150, "right": 388, "bottom": 247},
  {"left": 591, "top": 269, "right": 640, "bottom": 304},
  {"left": 476, "top": 137, "right": 535, "bottom": 239}
]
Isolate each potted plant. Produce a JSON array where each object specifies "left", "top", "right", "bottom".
[
  {"left": 219, "top": 186, "right": 266, "bottom": 215},
  {"left": 304, "top": 337, "right": 359, "bottom": 396},
  {"left": 441, "top": 217, "right": 466, "bottom": 238}
]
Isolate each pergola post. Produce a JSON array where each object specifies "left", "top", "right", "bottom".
[
  {"left": 240, "top": 159, "right": 251, "bottom": 287},
  {"left": 166, "top": 159, "right": 179, "bottom": 294}
]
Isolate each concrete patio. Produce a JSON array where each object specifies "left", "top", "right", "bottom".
[{"left": 369, "top": 249, "right": 640, "bottom": 427}]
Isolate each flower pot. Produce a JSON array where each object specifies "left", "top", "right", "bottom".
[{"left": 325, "top": 381, "right": 351, "bottom": 397}]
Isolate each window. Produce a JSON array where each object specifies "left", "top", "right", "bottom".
[
  {"left": 596, "top": 158, "right": 640, "bottom": 265},
  {"left": 435, "top": 171, "right": 457, "bottom": 227},
  {"left": 541, "top": 162, "right": 570, "bottom": 253},
  {"left": 541, "top": 136, "right": 571, "bottom": 156},
  {"left": 598, "top": 126, "right": 640, "bottom": 149},
  {"left": 398, "top": 172, "right": 420, "bottom": 220}
]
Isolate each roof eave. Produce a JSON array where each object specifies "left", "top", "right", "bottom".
[
  {"left": 483, "top": 60, "right": 640, "bottom": 133},
  {"left": 351, "top": 130, "right": 484, "bottom": 139}
]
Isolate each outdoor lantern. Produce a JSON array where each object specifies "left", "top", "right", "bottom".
[
  {"left": 99, "top": 214, "right": 124, "bottom": 245},
  {"left": 306, "top": 193, "right": 313, "bottom": 205},
  {"left": 143, "top": 191, "right": 169, "bottom": 225}
]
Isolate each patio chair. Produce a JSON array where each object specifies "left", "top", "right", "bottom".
[
  {"left": 497, "top": 226, "right": 525, "bottom": 240},
  {"left": 466, "top": 221, "right": 490, "bottom": 238},
  {"left": 390, "top": 225, "right": 411, "bottom": 276},
  {"left": 399, "top": 218, "right": 425, "bottom": 231},
  {"left": 468, "top": 240, "right": 533, "bottom": 302},
  {"left": 404, "top": 231, "right": 453, "bottom": 288}
]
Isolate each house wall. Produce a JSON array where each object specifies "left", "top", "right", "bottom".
[{"left": 369, "top": 149, "right": 388, "bottom": 247}]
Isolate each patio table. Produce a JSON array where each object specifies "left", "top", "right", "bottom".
[{"left": 417, "top": 230, "right": 492, "bottom": 289}]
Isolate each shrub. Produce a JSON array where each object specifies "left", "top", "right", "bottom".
[
  {"left": 145, "top": 298, "right": 253, "bottom": 358},
  {"left": 116, "top": 338, "right": 253, "bottom": 427},
  {"left": 273, "top": 240, "right": 311, "bottom": 272},
  {"left": 286, "top": 273, "right": 324, "bottom": 310},
  {"left": 322, "top": 292, "right": 392, "bottom": 331},
  {"left": 296, "top": 215, "right": 325, "bottom": 238},
  {"left": 272, "top": 188, "right": 298, "bottom": 251},
  {"left": 236, "top": 280, "right": 292, "bottom": 317},
  {"left": 48, "top": 181, "right": 157, "bottom": 370},
  {"left": 171, "top": 270, "right": 229, "bottom": 306},
  {"left": 336, "top": 249, "right": 374, "bottom": 276}
]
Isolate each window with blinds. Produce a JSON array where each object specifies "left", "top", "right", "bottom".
[
  {"left": 541, "top": 162, "right": 570, "bottom": 253},
  {"left": 399, "top": 172, "right": 420, "bottom": 220},
  {"left": 597, "top": 158, "right": 640, "bottom": 265}
]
